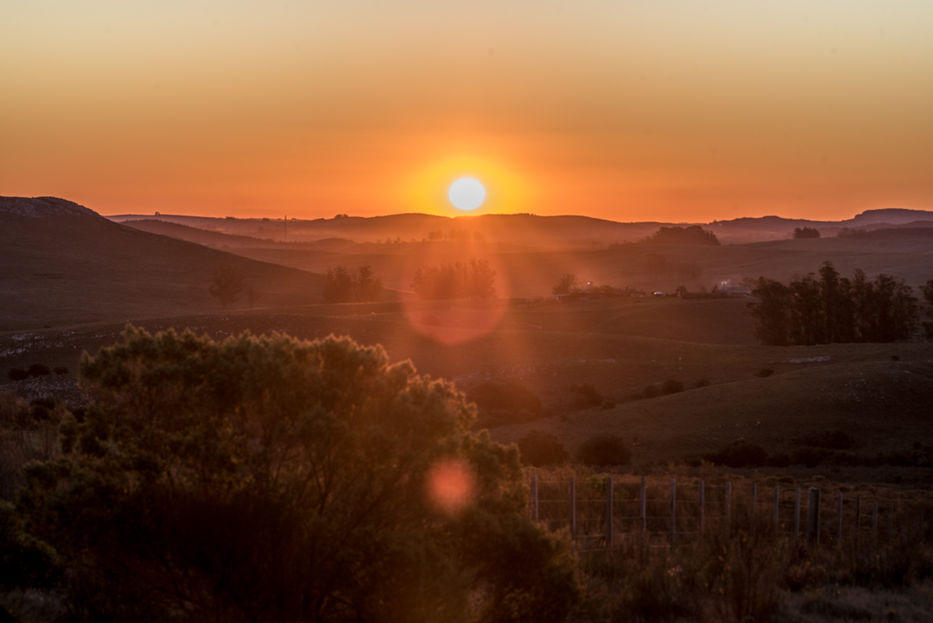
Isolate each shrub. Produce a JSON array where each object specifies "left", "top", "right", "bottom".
[
  {"left": 517, "top": 431, "right": 570, "bottom": 467},
  {"left": 6, "top": 369, "right": 27, "bottom": 382},
  {"left": 467, "top": 381, "right": 543, "bottom": 426},
  {"left": 568, "top": 383, "right": 603, "bottom": 410},
  {"left": 21, "top": 327, "right": 580, "bottom": 621},
  {"left": 576, "top": 434, "right": 631, "bottom": 467},
  {"left": 26, "top": 364, "right": 50, "bottom": 378},
  {"left": 705, "top": 441, "right": 769, "bottom": 468}
]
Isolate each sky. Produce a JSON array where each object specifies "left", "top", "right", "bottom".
[{"left": 3, "top": 1, "right": 933, "bottom": 222}]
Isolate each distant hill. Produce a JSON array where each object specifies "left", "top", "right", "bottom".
[
  {"left": 110, "top": 208, "right": 933, "bottom": 246},
  {"left": 0, "top": 197, "right": 326, "bottom": 330}
]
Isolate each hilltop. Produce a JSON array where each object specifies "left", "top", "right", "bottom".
[{"left": 0, "top": 197, "right": 326, "bottom": 330}]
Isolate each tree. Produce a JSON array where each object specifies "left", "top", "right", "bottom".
[
  {"left": 552, "top": 274, "right": 578, "bottom": 296},
  {"left": 748, "top": 278, "right": 791, "bottom": 345},
  {"left": 22, "top": 327, "right": 578, "bottom": 622},
  {"left": 646, "top": 225, "right": 720, "bottom": 245},
  {"left": 411, "top": 260, "right": 496, "bottom": 300},
  {"left": 209, "top": 264, "right": 246, "bottom": 307},
  {"left": 793, "top": 227, "right": 821, "bottom": 239}
]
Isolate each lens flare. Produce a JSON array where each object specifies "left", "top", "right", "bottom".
[{"left": 426, "top": 458, "right": 476, "bottom": 514}]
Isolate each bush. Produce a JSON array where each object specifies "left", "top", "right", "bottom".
[
  {"left": 704, "top": 441, "right": 769, "bottom": 468},
  {"left": 6, "top": 369, "right": 27, "bottom": 382},
  {"left": 467, "top": 381, "right": 543, "bottom": 426},
  {"left": 517, "top": 431, "right": 569, "bottom": 467},
  {"left": 20, "top": 327, "right": 580, "bottom": 621},
  {"left": 26, "top": 364, "right": 50, "bottom": 378},
  {"left": 568, "top": 384, "right": 603, "bottom": 410},
  {"left": 576, "top": 434, "right": 631, "bottom": 467}
]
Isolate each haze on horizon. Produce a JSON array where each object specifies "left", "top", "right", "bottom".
[{"left": 4, "top": 1, "right": 933, "bottom": 223}]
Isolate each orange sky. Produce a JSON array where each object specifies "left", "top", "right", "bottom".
[{"left": 4, "top": 2, "right": 933, "bottom": 222}]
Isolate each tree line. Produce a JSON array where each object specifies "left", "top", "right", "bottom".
[
  {"left": 748, "top": 262, "right": 928, "bottom": 345},
  {"left": 323, "top": 265, "right": 381, "bottom": 303},
  {"left": 411, "top": 259, "right": 496, "bottom": 300}
]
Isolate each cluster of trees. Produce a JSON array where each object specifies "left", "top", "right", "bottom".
[
  {"left": 748, "top": 262, "right": 921, "bottom": 345},
  {"left": 793, "top": 227, "right": 821, "bottom": 239},
  {"left": 646, "top": 225, "right": 720, "bottom": 246},
  {"left": 323, "top": 265, "right": 381, "bottom": 303},
  {"left": 4, "top": 328, "right": 578, "bottom": 622},
  {"left": 412, "top": 259, "right": 496, "bottom": 300}
]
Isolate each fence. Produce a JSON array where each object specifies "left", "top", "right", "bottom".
[{"left": 528, "top": 473, "right": 928, "bottom": 552}]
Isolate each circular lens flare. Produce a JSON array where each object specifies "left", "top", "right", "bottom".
[{"left": 448, "top": 177, "right": 486, "bottom": 211}]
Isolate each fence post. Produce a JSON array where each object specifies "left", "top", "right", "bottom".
[
  {"left": 725, "top": 481, "right": 732, "bottom": 535},
  {"left": 794, "top": 488, "right": 801, "bottom": 539},
  {"left": 773, "top": 485, "right": 780, "bottom": 531},
  {"left": 569, "top": 477, "right": 576, "bottom": 542},
  {"left": 670, "top": 478, "right": 677, "bottom": 544},
  {"left": 698, "top": 480, "right": 705, "bottom": 533},
  {"left": 807, "top": 488, "right": 820, "bottom": 543},
  {"left": 640, "top": 477, "right": 647, "bottom": 535},
  {"left": 751, "top": 482, "right": 758, "bottom": 521},
  {"left": 888, "top": 502, "right": 895, "bottom": 540},
  {"left": 855, "top": 496, "right": 861, "bottom": 533},
  {"left": 531, "top": 474, "right": 539, "bottom": 522},
  {"left": 837, "top": 493, "right": 844, "bottom": 541},
  {"left": 606, "top": 476, "right": 613, "bottom": 550}
]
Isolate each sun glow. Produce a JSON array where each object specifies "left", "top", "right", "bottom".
[{"left": 399, "top": 153, "right": 533, "bottom": 215}]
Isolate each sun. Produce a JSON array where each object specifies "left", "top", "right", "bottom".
[{"left": 448, "top": 177, "right": 486, "bottom": 211}]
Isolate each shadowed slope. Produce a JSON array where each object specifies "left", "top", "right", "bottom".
[{"left": 0, "top": 197, "right": 325, "bottom": 329}]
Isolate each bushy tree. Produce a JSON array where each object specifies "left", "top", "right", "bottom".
[
  {"left": 323, "top": 265, "right": 382, "bottom": 303},
  {"left": 575, "top": 434, "right": 631, "bottom": 467},
  {"left": 647, "top": 225, "right": 720, "bottom": 246},
  {"left": 412, "top": 260, "right": 496, "bottom": 300},
  {"left": 793, "top": 226, "right": 821, "bottom": 239},
  {"left": 209, "top": 264, "right": 246, "bottom": 307},
  {"left": 552, "top": 273, "right": 578, "bottom": 296},
  {"left": 749, "top": 263, "right": 918, "bottom": 345},
  {"left": 21, "top": 327, "right": 578, "bottom": 623}
]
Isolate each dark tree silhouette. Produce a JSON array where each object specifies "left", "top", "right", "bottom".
[
  {"left": 209, "top": 264, "right": 246, "bottom": 306},
  {"left": 793, "top": 227, "right": 821, "bottom": 239}
]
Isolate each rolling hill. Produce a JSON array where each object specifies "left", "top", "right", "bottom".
[{"left": 0, "top": 197, "right": 326, "bottom": 330}]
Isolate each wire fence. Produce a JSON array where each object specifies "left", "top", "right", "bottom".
[{"left": 528, "top": 473, "right": 929, "bottom": 552}]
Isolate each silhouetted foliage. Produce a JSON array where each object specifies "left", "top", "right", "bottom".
[
  {"left": 647, "top": 225, "right": 720, "bottom": 246},
  {"left": 567, "top": 383, "right": 603, "bottom": 410},
  {"left": 20, "top": 327, "right": 579, "bottom": 622},
  {"left": 793, "top": 227, "right": 821, "bottom": 239},
  {"left": 705, "top": 441, "right": 769, "bottom": 468},
  {"left": 208, "top": 264, "right": 246, "bottom": 307},
  {"left": 26, "top": 364, "right": 50, "bottom": 378},
  {"left": 552, "top": 273, "right": 578, "bottom": 296},
  {"left": 575, "top": 434, "right": 631, "bottom": 467},
  {"left": 6, "top": 369, "right": 27, "bottom": 382},
  {"left": 412, "top": 260, "right": 496, "bottom": 300},
  {"left": 467, "top": 381, "right": 543, "bottom": 426},
  {"left": 517, "top": 431, "right": 569, "bottom": 467},
  {"left": 749, "top": 262, "right": 919, "bottom": 345},
  {"left": 323, "top": 265, "right": 382, "bottom": 303}
]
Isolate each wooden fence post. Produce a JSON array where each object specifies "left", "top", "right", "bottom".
[
  {"left": 837, "top": 493, "right": 844, "bottom": 541},
  {"left": 888, "top": 502, "right": 895, "bottom": 540},
  {"left": 531, "top": 474, "right": 539, "bottom": 522},
  {"left": 698, "top": 480, "right": 705, "bottom": 533},
  {"left": 794, "top": 488, "right": 801, "bottom": 539},
  {"left": 606, "top": 476, "right": 613, "bottom": 550},
  {"left": 640, "top": 477, "right": 647, "bottom": 535},
  {"left": 725, "top": 481, "right": 732, "bottom": 535},
  {"left": 807, "top": 488, "right": 820, "bottom": 543},
  {"left": 773, "top": 485, "right": 780, "bottom": 531},
  {"left": 855, "top": 496, "right": 861, "bottom": 533},
  {"left": 569, "top": 477, "right": 576, "bottom": 542},
  {"left": 670, "top": 478, "right": 677, "bottom": 544},
  {"left": 751, "top": 482, "right": 758, "bottom": 521}
]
